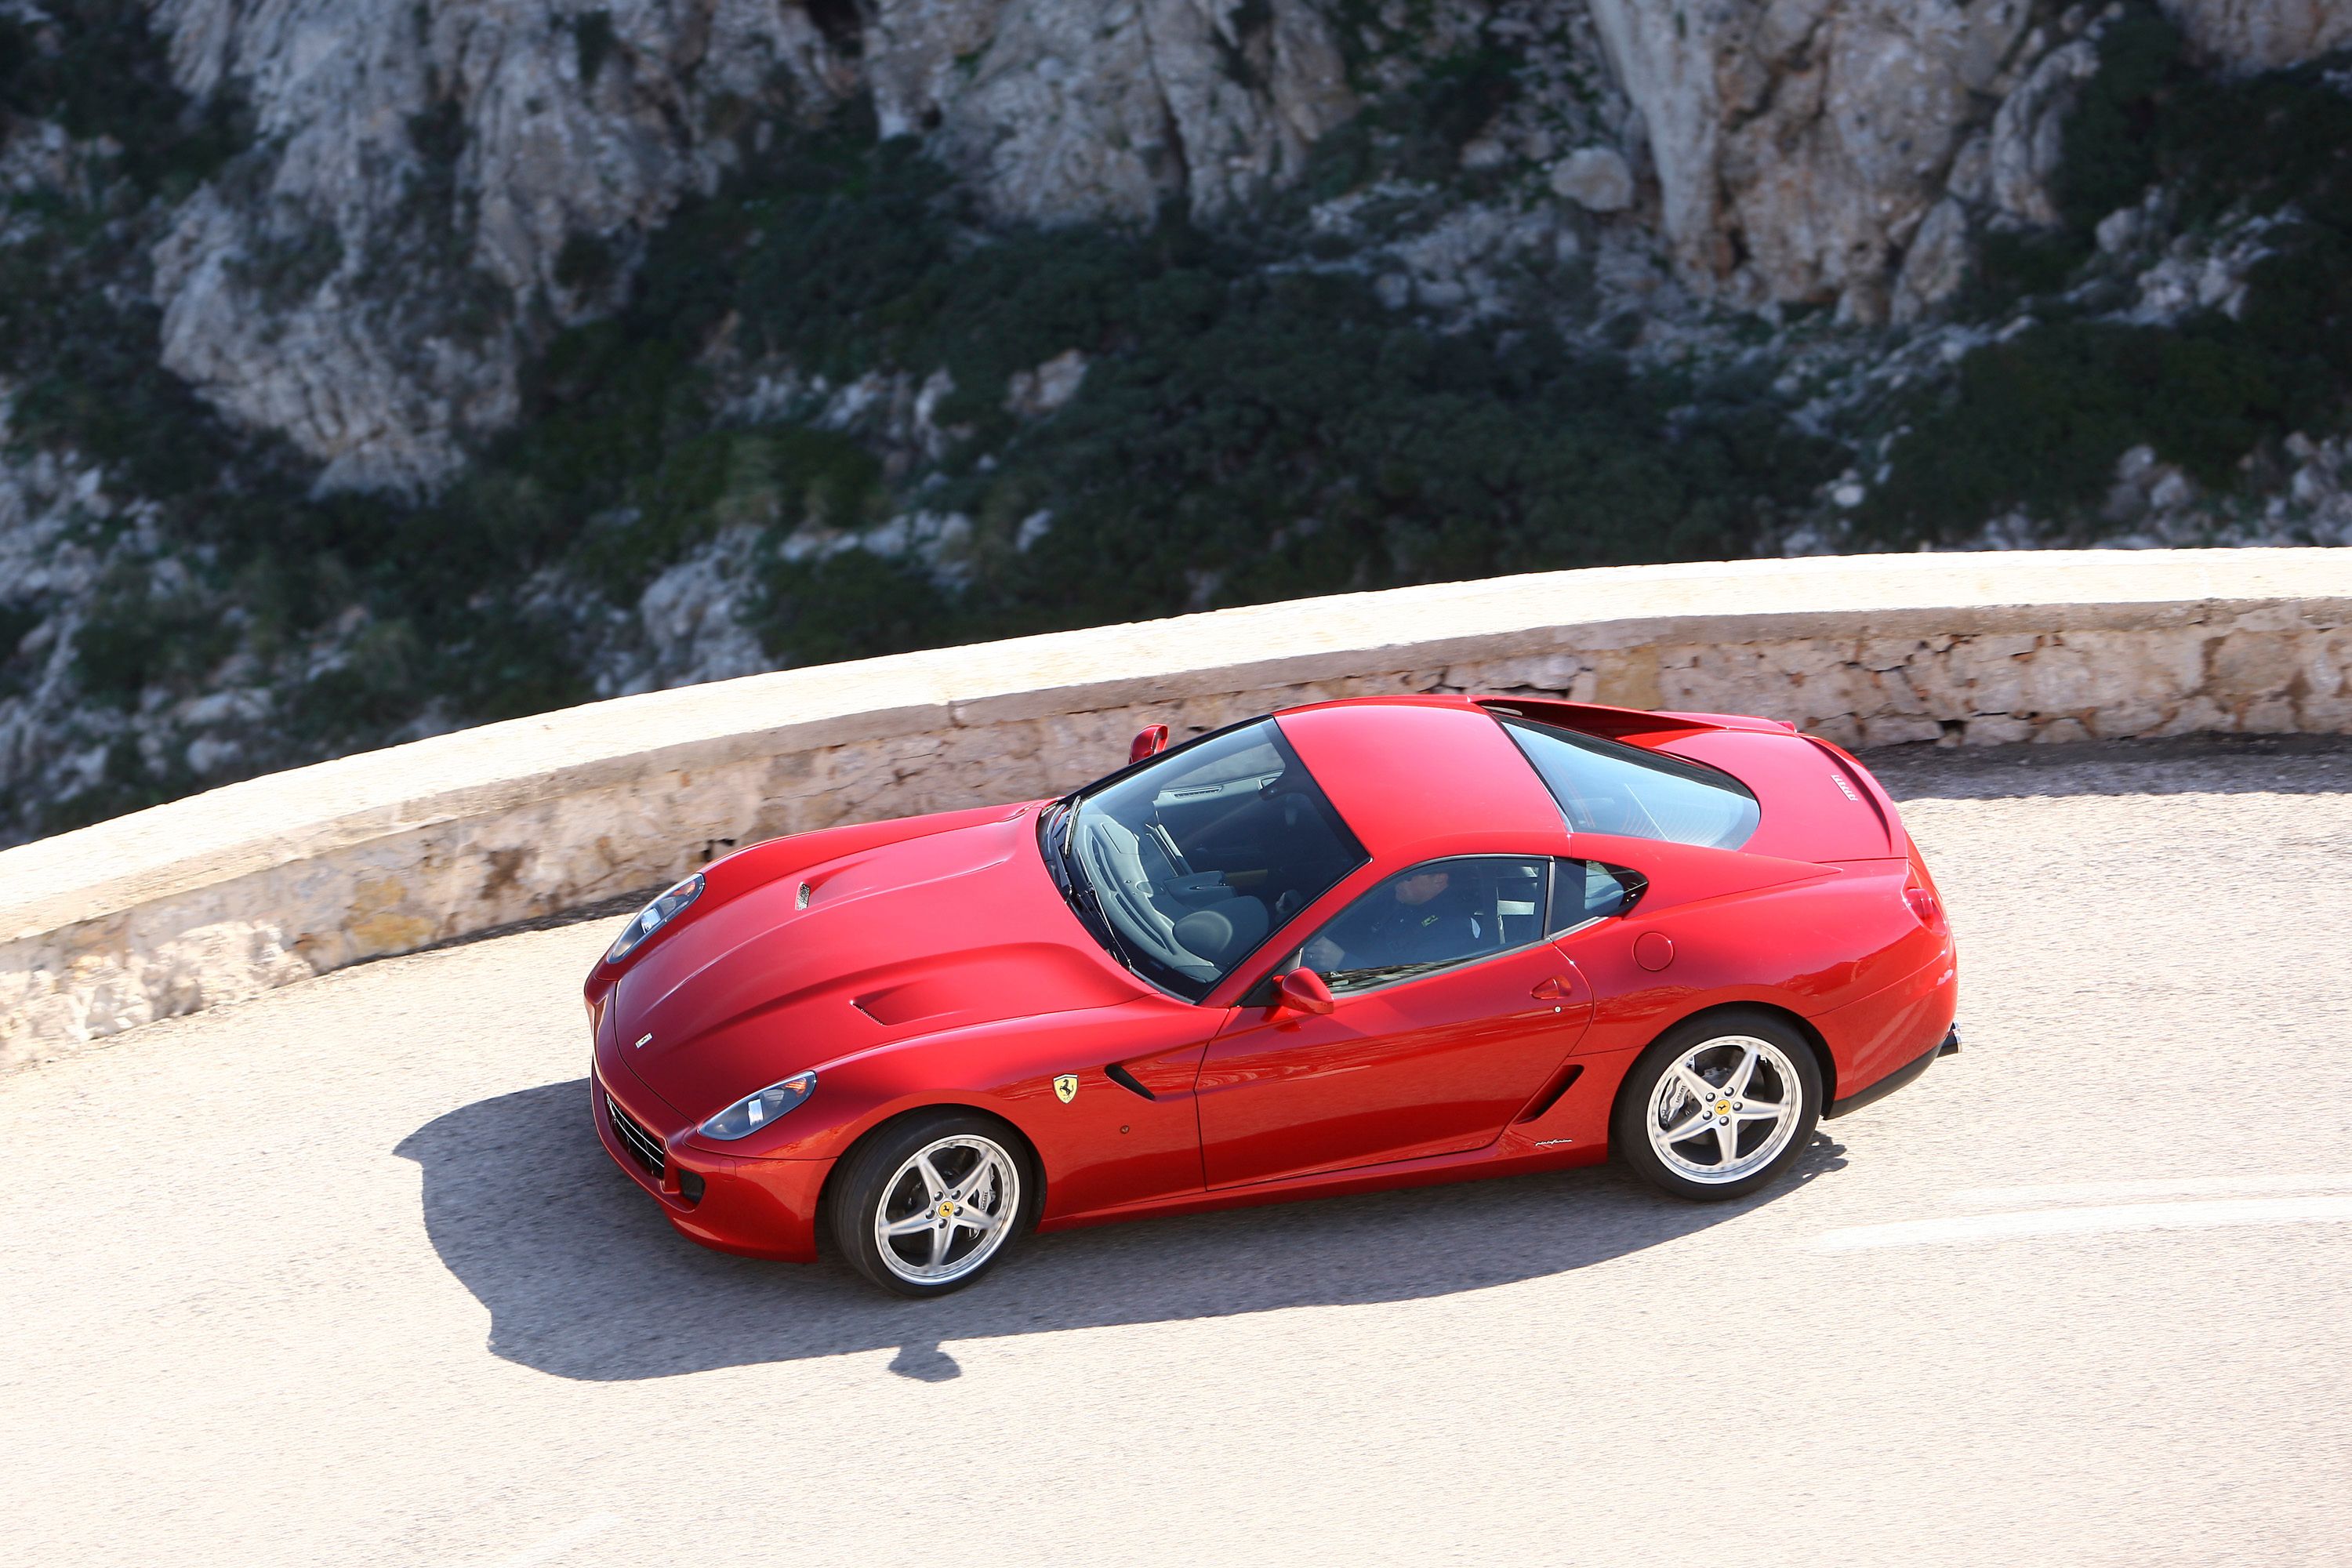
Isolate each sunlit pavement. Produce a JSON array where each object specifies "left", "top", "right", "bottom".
[{"left": 5, "top": 737, "right": 2351, "bottom": 1568}]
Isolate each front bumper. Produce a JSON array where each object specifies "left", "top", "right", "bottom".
[{"left": 591, "top": 1070, "right": 828, "bottom": 1262}]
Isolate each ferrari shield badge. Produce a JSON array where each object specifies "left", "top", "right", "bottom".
[{"left": 1054, "top": 1074, "right": 1080, "bottom": 1104}]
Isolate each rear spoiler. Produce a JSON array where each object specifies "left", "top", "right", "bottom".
[{"left": 1473, "top": 696, "right": 1797, "bottom": 743}]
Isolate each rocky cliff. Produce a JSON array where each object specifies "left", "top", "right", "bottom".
[
  {"left": 141, "top": 0, "right": 1355, "bottom": 489},
  {"left": 1590, "top": 0, "right": 2352, "bottom": 321},
  {"left": 136, "top": 0, "right": 2352, "bottom": 483},
  {"left": 2, "top": 0, "right": 2351, "bottom": 844}
]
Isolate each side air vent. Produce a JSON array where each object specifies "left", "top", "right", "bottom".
[
  {"left": 1105, "top": 1062, "right": 1157, "bottom": 1101},
  {"left": 1515, "top": 1064, "right": 1584, "bottom": 1124}
]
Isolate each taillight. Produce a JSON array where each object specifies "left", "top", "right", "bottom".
[{"left": 1904, "top": 885, "right": 1944, "bottom": 931}]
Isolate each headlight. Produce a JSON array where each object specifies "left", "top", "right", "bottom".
[
  {"left": 699, "top": 1072, "right": 817, "bottom": 1141},
  {"left": 605, "top": 873, "right": 704, "bottom": 965}
]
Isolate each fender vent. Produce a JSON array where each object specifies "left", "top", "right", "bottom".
[
  {"left": 1105, "top": 1062, "right": 1157, "bottom": 1101},
  {"left": 1515, "top": 1064, "right": 1584, "bottom": 1124}
]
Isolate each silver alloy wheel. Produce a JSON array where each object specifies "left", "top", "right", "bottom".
[
  {"left": 872, "top": 1133, "right": 1022, "bottom": 1286},
  {"left": 1644, "top": 1033, "right": 1804, "bottom": 1185}
]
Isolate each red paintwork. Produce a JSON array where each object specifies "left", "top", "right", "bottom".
[
  {"left": 583, "top": 693, "right": 1958, "bottom": 1262},
  {"left": 1199, "top": 941, "right": 1588, "bottom": 1186}
]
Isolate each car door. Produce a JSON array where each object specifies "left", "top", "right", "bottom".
[{"left": 1195, "top": 855, "right": 1591, "bottom": 1188}]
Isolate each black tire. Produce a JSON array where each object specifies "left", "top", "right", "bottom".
[
  {"left": 826, "top": 1110, "right": 1038, "bottom": 1298},
  {"left": 1613, "top": 1009, "right": 1824, "bottom": 1203}
]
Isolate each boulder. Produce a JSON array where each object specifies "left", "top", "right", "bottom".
[
  {"left": 1550, "top": 147, "right": 1636, "bottom": 212},
  {"left": 1588, "top": 0, "right": 2034, "bottom": 317}
]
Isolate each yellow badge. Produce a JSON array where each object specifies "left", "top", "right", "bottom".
[{"left": 1054, "top": 1074, "right": 1079, "bottom": 1104}]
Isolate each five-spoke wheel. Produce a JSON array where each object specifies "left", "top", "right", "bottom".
[
  {"left": 1615, "top": 1011, "right": 1822, "bottom": 1200},
  {"left": 829, "top": 1112, "right": 1034, "bottom": 1296}
]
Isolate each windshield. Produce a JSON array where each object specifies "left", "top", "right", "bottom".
[
  {"left": 1055, "top": 720, "right": 1366, "bottom": 1000},
  {"left": 1498, "top": 717, "right": 1761, "bottom": 850}
]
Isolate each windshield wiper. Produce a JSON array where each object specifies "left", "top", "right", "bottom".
[
  {"left": 1053, "top": 801, "right": 1092, "bottom": 896},
  {"left": 1073, "top": 884, "right": 1145, "bottom": 976},
  {"left": 1039, "top": 801, "right": 1074, "bottom": 892},
  {"left": 1044, "top": 802, "right": 1144, "bottom": 977}
]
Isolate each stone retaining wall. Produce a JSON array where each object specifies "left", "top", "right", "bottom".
[{"left": 7, "top": 549, "right": 2350, "bottom": 1065}]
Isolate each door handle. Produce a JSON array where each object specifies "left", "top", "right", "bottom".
[{"left": 1531, "top": 975, "right": 1573, "bottom": 1001}]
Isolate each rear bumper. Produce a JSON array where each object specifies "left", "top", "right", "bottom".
[
  {"left": 591, "top": 1073, "right": 827, "bottom": 1262},
  {"left": 1825, "top": 1025, "right": 1955, "bottom": 1119},
  {"left": 1813, "top": 942, "right": 1958, "bottom": 1114}
]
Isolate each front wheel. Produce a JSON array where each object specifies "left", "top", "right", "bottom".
[
  {"left": 826, "top": 1112, "right": 1036, "bottom": 1298},
  {"left": 1614, "top": 1011, "right": 1822, "bottom": 1202}
]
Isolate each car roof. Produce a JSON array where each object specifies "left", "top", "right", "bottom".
[
  {"left": 1272, "top": 697, "right": 1565, "bottom": 857},
  {"left": 1273, "top": 693, "right": 1905, "bottom": 865}
]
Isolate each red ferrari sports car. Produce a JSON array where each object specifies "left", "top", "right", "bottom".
[{"left": 586, "top": 695, "right": 1957, "bottom": 1296}]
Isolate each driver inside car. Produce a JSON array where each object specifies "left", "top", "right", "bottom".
[{"left": 1301, "top": 865, "right": 1486, "bottom": 978}]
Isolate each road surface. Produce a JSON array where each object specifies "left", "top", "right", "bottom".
[{"left": 5, "top": 738, "right": 2351, "bottom": 1566}]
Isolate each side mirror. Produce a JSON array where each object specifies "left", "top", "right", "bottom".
[
  {"left": 1128, "top": 724, "right": 1170, "bottom": 764},
  {"left": 1275, "top": 968, "right": 1334, "bottom": 1015}
]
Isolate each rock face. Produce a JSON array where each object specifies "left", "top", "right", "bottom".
[
  {"left": 146, "top": 0, "right": 855, "bottom": 489},
  {"left": 147, "top": 0, "right": 852, "bottom": 489},
  {"left": 1587, "top": 0, "right": 2039, "bottom": 320},
  {"left": 142, "top": 0, "right": 1352, "bottom": 491},
  {"left": 1584, "top": 0, "right": 2352, "bottom": 318},
  {"left": 1984, "top": 36, "right": 2101, "bottom": 228},
  {"left": 866, "top": 0, "right": 1353, "bottom": 224},
  {"left": 129, "top": 0, "right": 2352, "bottom": 479}
]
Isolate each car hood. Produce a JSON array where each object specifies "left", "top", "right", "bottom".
[{"left": 612, "top": 814, "right": 1145, "bottom": 1116}]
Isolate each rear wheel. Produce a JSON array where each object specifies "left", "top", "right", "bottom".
[
  {"left": 1615, "top": 1011, "right": 1822, "bottom": 1202},
  {"left": 827, "top": 1112, "right": 1035, "bottom": 1298}
]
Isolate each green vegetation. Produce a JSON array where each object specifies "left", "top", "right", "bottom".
[
  {"left": 569, "top": 9, "right": 617, "bottom": 87},
  {"left": 1, "top": 1, "right": 246, "bottom": 490},
  {"left": 496, "top": 129, "right": 1831, "bottom": 664},
  {"left": 0, "top": 597, "right": 38, "bottom": 699},
  {"left": 1867, "top": 9, "right": 2352, "bottom": 543},
  {"left": 1308, "top": 41, "right": 1523, "bottom": 193},
  {"left": 0, "top": 0, "right": 242, "bottom": 196}
]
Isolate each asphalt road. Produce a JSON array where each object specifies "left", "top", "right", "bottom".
[{"left": 7, "top": 738, "right": 2352, "bottom": 1568}]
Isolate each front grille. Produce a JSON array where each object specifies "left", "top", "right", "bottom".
[{"left": 605, "top": 1091, "right": 666, "bottom": 1179}]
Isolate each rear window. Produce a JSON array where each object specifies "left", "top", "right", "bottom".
[{"left": 1498, "top": 717, "right": 1760, "bottom": 851}]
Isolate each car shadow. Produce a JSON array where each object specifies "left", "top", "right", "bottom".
[{"left": 396, "top": 1080, "right": 1844, "bottom": 1382}]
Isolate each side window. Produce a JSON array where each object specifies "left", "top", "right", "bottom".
[
  {"left": 1294, "top": 856, "right": 1549, "bottom": 996},
  {"left": 1548, "top": 858, "right": 1644, "bottom": 931}
]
